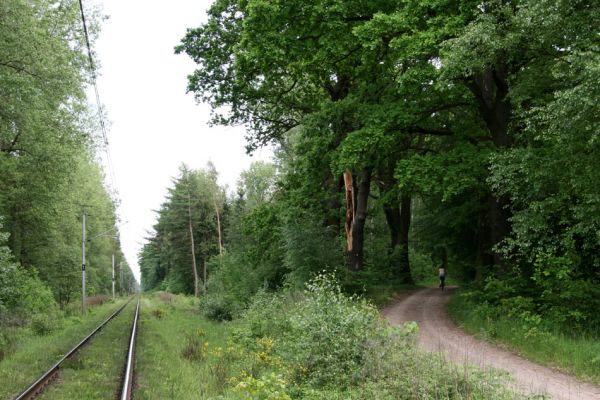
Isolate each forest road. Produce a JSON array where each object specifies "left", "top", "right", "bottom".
[{"left": 382, "top": 287, "right": 600, "bottom": 400}]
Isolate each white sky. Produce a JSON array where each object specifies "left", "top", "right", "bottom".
[{"left": 89, "top": 0, "right": 272, "bottom": 282}]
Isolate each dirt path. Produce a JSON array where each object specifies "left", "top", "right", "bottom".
[{"left": 382, "top": 287, "right": 600, "bottom": 400}]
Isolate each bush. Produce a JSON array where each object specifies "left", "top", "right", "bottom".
[
  {"left": 0, "top": 229, "right": 59, "bottom": 327},
  {"left": 236, "top": 273, "right": 401, "bottom": 386},
  {"left": 200, "top": 253, "right": 261, "bottom": 321},
  {"left": 231, "top": 373, "right": 291, "bottom": 400},
  {"left": 30, "top": 308, "right": 63, "bottom": 335},
  {"left": 229, "top": 274, "right": 522, "bottom": 399}
]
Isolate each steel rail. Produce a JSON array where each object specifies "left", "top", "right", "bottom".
[
  {"left": 119, "top": 297, "right": 140, "bottom": 400},
  {"left": 14, "top": 297, "right": 134, "bottom": 400}
]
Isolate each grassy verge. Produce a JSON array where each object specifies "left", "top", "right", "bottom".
[
  {"left": 137, "top": 286, "right": 526, "bottom": 400},
  {"left": 135, "top": 293, "right": 233, "bottom": 399},
  {"left": 0, "top": 298, "right": 129, "bottom": 399},
  {"left": 38, "top": 300, "right": 137, "bottom": 399},
  {"left": 448, "top": 290, "right": 600, "bottom": 386}
]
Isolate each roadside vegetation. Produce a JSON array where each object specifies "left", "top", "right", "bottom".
[
  {"left": 448, "top": 288, "right": 600, "bottom": 386},
  {"left": 2, "top": 0, "right": 598, "bottom": 398},
  {"left": 137, "top": 1, "right": 598, "bottom": 397},
  {"left": 0, "top": 0, "right": 135, "bottom": 371},
  {"left": 139, "top": 285, "right": 529, "bottom": 399}
]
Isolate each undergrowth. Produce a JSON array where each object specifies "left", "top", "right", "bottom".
[
  {"left": 448, "top": 288, "right": 600, "bottom": 386},
  {"left": 140, "top": 278, "right": 529, "bottom": 399}
]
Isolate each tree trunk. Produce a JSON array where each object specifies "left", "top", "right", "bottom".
[
  {"left": 383, "top": 205, "right": 400, "bottom": 251},
  {"left": 398, "top": 194, "right": 413, "bottom": 282},
  {"left": 214, "top": 199, "right": 223, "bottom": 256},
  {"left": 187, "top": 196, "right": 199, "bottom": 297},
  {"left": 468, "top": 65, "right": 513, "bottom": 273},
  {"left": 383, "top": 195, "right": 413, "bottom": 283},
  {"left": 343, "top": 171, "right": 355, "bottom": 252},
  {"left": 348, "top": 167, "right": 372, "bottom": 271}
]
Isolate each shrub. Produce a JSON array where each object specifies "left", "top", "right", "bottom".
[
  {"left": 30, "top": 308, "right": 63, "bottom": 335},
  {"left": 231, "top": 274, "right": 522, "bottom": 399},
  {"left": 236, "top": 273, "right": 395, "bottom": 386},
  {"left": 231, "top": 373, "right": 291, "bottom": 400},
  {"left": 200, "top": 252, "right": 268, "bottom": 321},
  {"left": 0, "top": 229, "right": 60, "bottom": 333}
]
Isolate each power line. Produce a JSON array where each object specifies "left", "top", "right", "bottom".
[{"left": 77, "top": 0, "right": 119, "bottom": 198}]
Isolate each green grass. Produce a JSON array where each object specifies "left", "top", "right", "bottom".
[
  {"left": 135, "top": 293, "right": 233, "bottom": 399},
  {"left": 136, "top": 290, "right": 528, "bottom": 400},
  {"left": 448, "top": 290, "right": 600, "bottom": 387},
  {"left": 38, "top": 300, "right": 137, "bottom": 399},
  {"left": 0, "top": 298, "right": 129, "bottom": 399}
]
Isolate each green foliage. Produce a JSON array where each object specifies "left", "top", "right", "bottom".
[
  {"left": 135, "top": 289, "right": 524, "bottom": 399},
  {"left": 29, "top": 310, "right": 64, "bottom": 336},
  {"left": 231, "top": 373, "right": 291, "bottom": 400},
  {"left": 0, "top": 0, "right": 132, "bottom": 306},
  {"left": 140, "top": 164, "right": 225, "bottom": 295},
  {"left": 238, "top": 161, "right": 278, "bottom": 210},
  {"left": 235, "top": 274, "right": 383, "bottom": 386},
  {"left": 168, "top": 1, "right": 600, "bottom": 367},
  {"left": 201, "top": 253, "right": 261, "bottom": 321},
  {"left": 228, "top": 274, "right": 523, "bottom": 399},
  {"left": 281, "top": 213, "right": 344, "bottom": 287},
  {"left": 181, "top": 329, "right": 209, "bottom": 362},
  {"left": 449, "top": 288, "right": 600, "bottom": 385},
  {"left": 0, "top": 225, "right": 58, "bottom": 323}
]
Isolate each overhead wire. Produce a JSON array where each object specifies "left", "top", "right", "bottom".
[{"left": 77, "top": 0, "right": 119, "bottom": 198}]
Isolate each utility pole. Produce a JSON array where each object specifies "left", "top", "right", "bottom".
[
  {"left": 81, "top": 212, "right": 86, "bottom": 314},
  {"left": 120, "top": 261, "right": 124, "bottom": 296},
  {"left": 112, "top": 253, "right": 115, "bottom": 299}
]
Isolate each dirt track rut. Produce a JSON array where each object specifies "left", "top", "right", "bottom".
[{"left": 382, "top": 287, "right": 600, "bottom": 400}]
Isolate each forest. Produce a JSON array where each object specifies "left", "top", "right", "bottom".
[
  {"left": 1, "top": 0, "right": 599, "bottom": 398},
  {"left": 0, "top": 0, "right": 135, "bottom": 346},
  {"left": 140, "top": 0, "right": 599, "bottom": 335}
]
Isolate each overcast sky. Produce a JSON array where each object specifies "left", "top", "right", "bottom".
[{"left": 90, "top": 0, "right": 271, "bottom": 282}]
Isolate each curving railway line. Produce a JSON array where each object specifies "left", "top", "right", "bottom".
[{"left": 14, "top": 297, "right": 141, "bottom": 400}]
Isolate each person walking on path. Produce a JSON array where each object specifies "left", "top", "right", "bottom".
[{"left": 438, "top": 266, "right": 446, "bottom": 290}]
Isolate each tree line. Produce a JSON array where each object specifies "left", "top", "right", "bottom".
[
  {"left": 142, "top": 0, "right": 598, "bottom": 331},
  {"left": 0, "top": 0, "right": 134, "bottom": 330}
]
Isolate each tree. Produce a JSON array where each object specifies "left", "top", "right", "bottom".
[
  {"left": 140, "top": 165, "right": 225, "bottom": 295},
  {"left": 0, "top": 0, "right": 130, "bottom": 304}
]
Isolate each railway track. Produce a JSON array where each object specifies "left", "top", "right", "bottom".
[{"left": 14, "top": 297, "right": 141, "bottom": 400}]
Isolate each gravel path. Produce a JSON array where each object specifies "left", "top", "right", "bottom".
[{"left": 381, "top": 287, "right": 600, "bottom": 400}]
